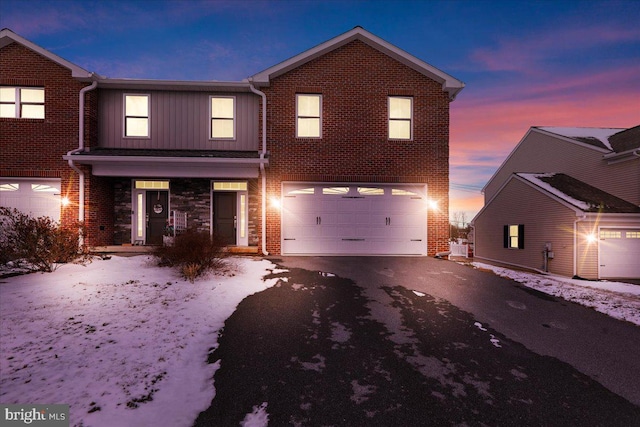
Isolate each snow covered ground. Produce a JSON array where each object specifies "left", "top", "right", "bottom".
[
  {"left": 0, "top": 255, "right": 284, "bottom": 427},
  {"left": 1, "top": 255, "right": 637, "bottom": 427},
  {"left": 471, "top": 262, "right": 640, "bottom": 326}
]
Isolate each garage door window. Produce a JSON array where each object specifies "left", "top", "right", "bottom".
[
  {"left": 600, "top": 230, "right": 621, "bottom": 239},
  {"left": 626, "top": 231, "right": 640, "bottom": 239},
  {"left": 358, "top": 187, "right": 384, "bottom": 196},
  {"left": 392, "top": 188, "right": 419, "bottom": 196},
  {"left": 323, "top": 187, "right": 349, "bottom": 195},
  {"left": 0, "top": 183, "right": 19, "bottom": 192},
  {"left": 287, "top": 187, "right": 315, "bottom": 195}
]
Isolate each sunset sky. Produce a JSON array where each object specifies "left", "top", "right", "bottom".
[{"left": 2, "top": 0, "right": 638, "bottom": 222}]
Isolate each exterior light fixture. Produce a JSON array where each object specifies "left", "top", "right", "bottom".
[
  {"left": 270, "top": 197, "right": 281, "bottom": 210},
  {"left": 427, "top": 199, "right": 439, "bottom": 210},
  {"left": 61, "top": 197, "right": 71, "bottom": 207},
  {"left": 586, "top": 233, "right": 597, "bottom": 244}
]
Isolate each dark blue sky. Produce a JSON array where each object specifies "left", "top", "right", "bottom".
[{"left": 2, "top": 0, "right": 639, "bottom": 218}]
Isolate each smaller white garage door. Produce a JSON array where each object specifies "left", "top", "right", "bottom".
[
  {"left": 282, "top": 183, "right": 428, "bottom": 255},
  {"left": 599, "top": 228, "right": 640, "bottom": 279},
  {"left": 0, "top": 179, "right": 62, "bottom": 222}
]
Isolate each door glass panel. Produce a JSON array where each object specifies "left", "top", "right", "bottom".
[
  {"left": 136, "top": 193, "right": 144, "bottom": 238},
  {"left": 240, "top": 194, "right": 246, "bottom": 238}
]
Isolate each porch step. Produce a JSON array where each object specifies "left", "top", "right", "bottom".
[{"left": 91, "top": 245, "right": 154, "bottom": 254}]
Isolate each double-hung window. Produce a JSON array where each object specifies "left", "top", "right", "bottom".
[
  {"left": 0, "top": 87, "right": 45, "bottom": 119},
  {"left": 296, "top": 94, "right": 321, "bottom": 138},
  {"left": 211, "top": 96, "right": 235, "bottom": 139},
  {"left": 388, "top": 96, "right": 412, "bottom": 140},
  {"left": 124, "top": 94, "right": 150, "bottom": 137},
  {"left": 504, "top": 224, "right": 525, "bottom": 249}
]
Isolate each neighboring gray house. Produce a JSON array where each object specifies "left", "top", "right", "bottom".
[{"left": 472, "top": 126, "right": 640, "bottom": 280}]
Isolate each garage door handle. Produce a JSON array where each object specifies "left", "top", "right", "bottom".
[
  {"left": 342, "top": 238, "right": 365, "bottom": 241},
  {"left": 385, "top": 217, "right": 391, "bottom": 225},
  {"left": 316, "top": 216, "right": 322, "bottom": 225}
]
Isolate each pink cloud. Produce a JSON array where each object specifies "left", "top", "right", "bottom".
[{"left": 470, "top": 25, "right": 640, "bottom": 73}]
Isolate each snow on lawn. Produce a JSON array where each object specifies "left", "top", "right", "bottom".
[
  {"left": 0, "top": 255, "right": 284, "bottom": 427},
  {"left": 471, "top": 262, "right": 640, "bottom": 326}
]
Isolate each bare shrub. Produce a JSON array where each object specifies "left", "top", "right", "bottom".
[
  {"left": 0, "top": 207, "right": 88, "bottom": 272},
  {"left": 154, "top": 230, "right": 226, "bottom": 281}
]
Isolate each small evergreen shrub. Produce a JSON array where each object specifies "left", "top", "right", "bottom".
[
  {"left": 153, "top": 230, "right": 226, "bottom": 282},
  {"left": 0, "top": 207, "right": 88, "bottom": 272}
]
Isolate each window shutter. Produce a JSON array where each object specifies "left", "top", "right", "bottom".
[
  {"left": 503, "top": 225, "right": 509, "bottom": 248},
  {"left": 518, "top": 224, "right": 525, "bottom": 249}
]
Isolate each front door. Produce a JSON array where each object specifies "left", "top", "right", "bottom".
[
  {"left": 146, "top": 191, "right": 168, "bottom": 245},
  {"left": 214, "top": 192, "right": 237, "bottom": 245}
]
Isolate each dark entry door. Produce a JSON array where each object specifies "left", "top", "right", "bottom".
[
  {"left": 214, "top": 192, "right": 237, "bottom": 245},
  {"left": 146, "top": 191, "right": 168, "bottom": 245}
]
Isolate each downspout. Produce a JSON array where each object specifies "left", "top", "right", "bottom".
[
  {"left": 573, "top": 214, "right": 587, "bottom": 277},
  {"left": 66, "top": 79, "right": 98, "bottom": 224},
  {"left": 248, "top": 79, "right": 269, "bottom": 255}
]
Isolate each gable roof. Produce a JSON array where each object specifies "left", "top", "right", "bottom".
[
  {"left": 536, "top": 126, "right": 627, "bottom": 152},
  {"left": 0, "top": 28, "right": 94, "bottom": 79},
  {"left": 517, "top": 173, "right": 640, "bottom": 214},
  {"left": 608, "top": 125, "right": 640, "bottom": 153},
  {"left": 249, "top": 26, "right": 465, "bottom": 100}
]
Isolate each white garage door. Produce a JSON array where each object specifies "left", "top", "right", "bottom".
[
  {"left": 599, "top": 228, "right": 640, "bottom": 279},
  {"left": 0, "top": 179, "right": 61, "bottom": 222},
  {"left": 282, "top": 183, "right": 427, "bottom": 255}
]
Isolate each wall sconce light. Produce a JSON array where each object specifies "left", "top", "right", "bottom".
[
  {"left": 61, "top": 197, "right": 71, "bottom": 207},
  {"left": 586, "top": 233, "right": 597, "bottom": 244},
  {"left": 270, "top": 197, "right": 281, "bottom": 210}
]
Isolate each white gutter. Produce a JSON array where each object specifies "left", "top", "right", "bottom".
[
  {"left": 248, "top": 79, "right": 269, "bottom": 256},
  {"left": 66, "top": 79, "right": 98, "bottom": 223}
]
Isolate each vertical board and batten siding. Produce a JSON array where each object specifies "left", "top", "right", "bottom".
[
  {"left": 98, "top": 90, "right": 259, "bottom": 151},
  {"left": 484, "top": 131, "right": 639, "bottom": 205},
  {"left": 474, "top": 178, "right": 577, "bottom": 277}
]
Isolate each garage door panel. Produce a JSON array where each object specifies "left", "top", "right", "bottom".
[
  {"left": 600, "top": 228, "right": 640, "bottom": 279},
  {"left": 0, "top": 179, "right": 61, "bottom": 222},
  {"left": 282, "top": 183, "right": 427, "bottom": 255}
]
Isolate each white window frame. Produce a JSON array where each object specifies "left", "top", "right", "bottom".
[
  {"left": 388, "top": 96, "right": 413, "bottom": 140},
  {"left": 0, "top": 87, "right": 45, "bottom": 119},
  {"left": 124, "top": 94, "right": 150, "bottom": 138},
  {"left": 296, "top": 94, "right": 322, "bottom": 138},
  {"left": 210, "top": 96, "right": 236, "bottom": 140}
]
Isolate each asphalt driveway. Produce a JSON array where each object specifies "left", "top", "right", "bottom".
[{"left": 194, "top": 256, "right": 640, "bottom": 426}]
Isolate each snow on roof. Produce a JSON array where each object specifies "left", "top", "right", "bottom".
[
  {"left": 517, "top": 172, "right": 640, "bottom": 213},
  {"left": 517, "top": 173, "right": 591, "bottom": 211},
  {"left": 537, "top": 127, "right": 625, "bottom": 151}
]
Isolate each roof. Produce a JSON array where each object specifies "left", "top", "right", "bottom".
[
  {"left": 517, "top": 173, "right": 640, "bottom": 213},
  {"left": 0, "top": 28, "right": 94, "bottom": 79},
  {"left": 535, "top": 126, "right": 638, "bottom": 153},
  {"left": 94, "top": 78, "right": 252, "bottom": 92},
  {"left": 250, "top": 26, "right": 465, "bottom": 100}
]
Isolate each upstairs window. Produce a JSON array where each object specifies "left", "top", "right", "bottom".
[
  {"left": 211, "top": 96, "right": 235, "bottom": 139},
  {"left": 388, "top": 96, "right": 412, "bottom": 140},
  {"left": 0, "top": 87, "right": 45, "bottom": 119},
  {"left": 504, "top": 224, "right": 525, "bottom": 249},
  {"left": 296, "top": 94, "right": 321, "bottom": 138},
  {"left": 124, "top": 94, "right": 150, "bottom": 137}
]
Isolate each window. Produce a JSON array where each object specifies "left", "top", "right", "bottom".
[
  {"left": 124, "top": 94, "right": 149, "bottom": 137},
  {"left": 323, "top": 187, "right": 349, "bottom": 195},
  {"left": 135, "top": 180, "right": 169, "bottom": 189},
  {"left": 213, "top": 181, "right": 247, "bottom": 191},
  {"left": 504, "top": 224, "right": 524, "bottom": 249},
  {"left": 626, "top": 231, "right": 640, "bottom": 239},
  {"left": 211, "top": 97, "right": 235, "bottom": 139},
  {"left": 358, "top": 187, "right": 385, "bottom": 196},
  {"left": 296, "top": 94, "right": 321, "bottom": 138},
  {"left": 0, "top": 87, "right": 45, "bottom": 119},
  {"left": 600, "top": 230, "right": 622, "bottom": 239},
  {"left": 388, "top": 96, "right": 412, "bottom": 140}
]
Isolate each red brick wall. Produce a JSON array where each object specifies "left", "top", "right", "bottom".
[
  {"left": 261, "top": 40, "right": 451, "bottom": 255},
  {"left": 0, "top": 42, "right": 109, "bottom": 245}
]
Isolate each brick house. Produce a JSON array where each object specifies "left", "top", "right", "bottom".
[{"left": 1, "top": 27, "right": 464, "bottom": 256}]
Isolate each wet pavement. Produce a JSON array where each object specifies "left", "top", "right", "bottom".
[{"left": 194, "top": 257, "right": 640, "bottom": 426}]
